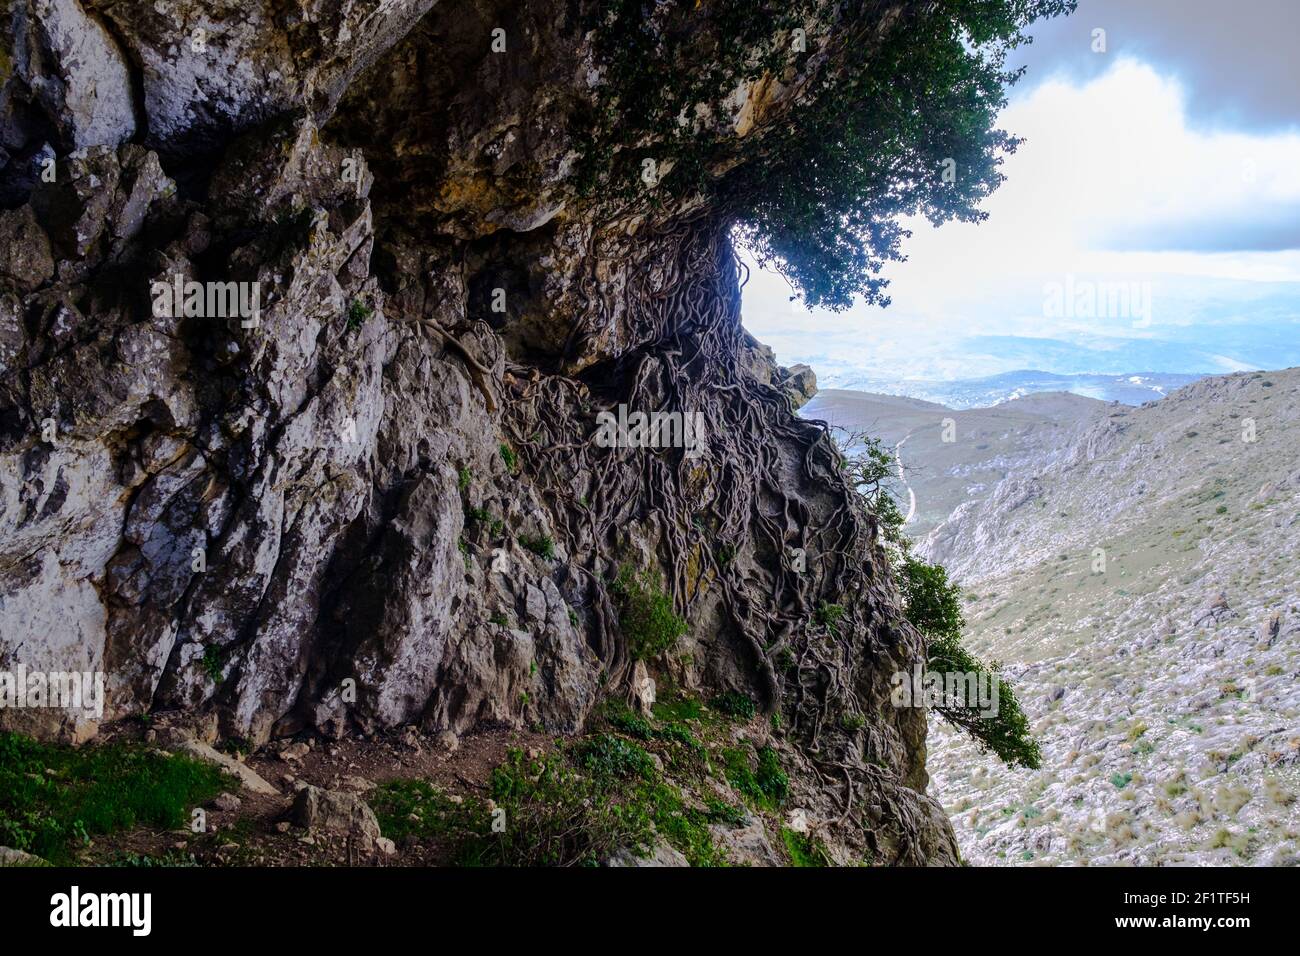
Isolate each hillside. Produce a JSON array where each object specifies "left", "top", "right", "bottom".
[
  {"left": 802, "top": 387, "right": 1109, "bottom": 536},
  {"left": 915, "top": 368, "right": 1300, "bottom": 864}
]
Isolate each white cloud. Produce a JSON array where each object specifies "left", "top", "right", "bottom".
[{"left": 742, "top": 57, "right": 1300, "bottom": 381}]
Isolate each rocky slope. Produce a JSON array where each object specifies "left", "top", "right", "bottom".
[
  {"left": 0, "top": 1, "right": 955, "bottom": 864},
  {"left": 916, "top": 368, "right": 1300, "bottom": 864},
  {"left": 802, "top": 387, "right": 1106, "bottom": 537}
]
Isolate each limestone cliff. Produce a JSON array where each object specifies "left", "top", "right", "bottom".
[{"left": 1, "top": 0, "right": 957, "bottom": 863}]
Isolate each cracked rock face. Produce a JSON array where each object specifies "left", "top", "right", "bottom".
[{"left": 1, "top": 0, "right": 957, "bottom": 864}]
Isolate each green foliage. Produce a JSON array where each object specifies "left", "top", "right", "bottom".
[
  {"left": 840, "top": 432, "right": 908, "bottom": 546},
  {"left": 704, "top": 798, "right": 748, "bottom": 827},
  {"left": 611, "top": 565, "right": 687, "bottom": 659},
  {"left": 577, "top": 734, "right": 656, "bottom": 780},
  {"left": 782, "top": 826, "right": 832, "bottom": 867},
  {"left": 457, "top": 466, "right": 472, "bottom": 491},
  {"left": 653, "top": 693, "right": 703, "bottom": 723},
  {"left": 711, "top": 691, "right": 756, "bottom": 721},
  {"left": 642, "top": 779, "right": 729, "bottom": 867},
  {"left": 370, "top": 744, "right": 726, "bottom": 867},
  {"left": 369, "top": 778, "right": 464, "bottom": 843},
  {"left": 730, "top": 1, "right": 1076, "bottom": 309},
  {"left": 899, "top": 557, "right": 964, "bottom": 643},
  {"left": 481, "top": 749, "right": 653, "bottom": 866},
  {"left": 200, "top": 644, "right": 224, "bottom": 684},
  {"left": 837, "top": 431, "right": 1042, "bottom": 770},
  {"left": 345, "top": 299, "right": 372, "bottom": 331},
  {"left": 927, "top": 632, "right": 1042, "bottom": 770},
  {"left": 499, "top": 443, "right": 518, "bottom": 473},
  {"left": 0, "top": 732, "right": 230, "bottom": 864},
  {"left": 604, "top": 701, "right": 654, "bottom": 741},
  {"left": 519, "top": 533, "right": 556, "bottom": 560},
  {"left": 814, "top": 600, "right": 846, "bottom": 635},
  {"left": 580, "top": 2, "right": 1073, "bottom": 307},
  {"left": 721, "top": 745, "right": 788, "bottom": 809}
]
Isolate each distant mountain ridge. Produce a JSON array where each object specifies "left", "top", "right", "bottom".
[{"left": 814, "top": 369, "right": 1205, "bottom": 409}]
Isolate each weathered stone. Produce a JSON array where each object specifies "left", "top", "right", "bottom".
[
  {"left": 290, "top": 783, "right": 383, "bottom": 855},
  {"left": 710, "top": 815, "right": 783, "bottom": 867},
  {"left": 171, "top": 737, "right": 279, "bottom": 796},
  {"left": 606, "top": 842, "right": 689, "bottom": 868},
  {"left": 0, "top": 846, "right": 50, "bottom": 867}
]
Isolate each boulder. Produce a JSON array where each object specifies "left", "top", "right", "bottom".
[{"left": 290, "top": 784, "right": 384, "bottom": 856}]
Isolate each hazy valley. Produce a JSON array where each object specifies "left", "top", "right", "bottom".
[{"left": 805, "top": 367, "right": 1300, "bottom": 865}]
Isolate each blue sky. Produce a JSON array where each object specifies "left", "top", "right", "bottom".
[{"left": 742, "top": 0, "right": 1300, "bottom": 386}]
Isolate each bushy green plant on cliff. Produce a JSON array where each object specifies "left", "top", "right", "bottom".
[
  {"left": 519, "top": 532, "right": 556, "bottom": 560},
  {"left": 611, "top": 564, "right": 688, "bottom": 659},
  {"left": 838, "top": 431, "right": 1041, "bottom": 770}
]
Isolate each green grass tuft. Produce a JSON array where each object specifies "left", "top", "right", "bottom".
[
  {"left": 0, "top": 732, "right": 231, "bottom": 864},
  {"left": 519, "top": 533, "right": 556, "bottom": 560}
]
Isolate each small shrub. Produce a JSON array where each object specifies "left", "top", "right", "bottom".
[
  {"left": 611, "top": 565, "right": 687, "bottom": 660},
  {"left": 519, "top": 533, "right": 556, "bottom": 560},
  {"left": 840, "top": 712, "right": 866, "bottom": 731},
  {"left": 604, "top": 702, "right": 654, "bottom": 741},
  {"left": 499, "top": 443, "right": 518, "bottom": 473},
  {"left": 474, "top": 749, "right": 652, "bottom": 866},
  {"left": 814, "top": 601, "right": 846, "bottom": 635},
  {"left": 782, "top": 827, "right": 831, "bottom": 867},
  {"left": 704, "top": 798, "right": 747, "bottom": 827},
  {"left": 369, "top": 779, "right": 463, "bottom": 842},
  {"left": 346, "top": 299, "right": 372, "bottom": 331},
  {"left": 578, "top": 734, "right": 656, "bottom": 781},
  {"left": 711, "top": 691, "right": 756, "bottom": 721},
  {"left": 653, "top": 693, "right": 703, "bottom": 723},
  {"left": 722, "top": 745, "right": 787, "bottom": 809},
  {"left": 200, "top": 645, "right": 224, "bottom": 684}
]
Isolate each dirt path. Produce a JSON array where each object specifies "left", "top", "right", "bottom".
[{"left": 895, "top": 433, "right": 917, "bottom": 525}]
